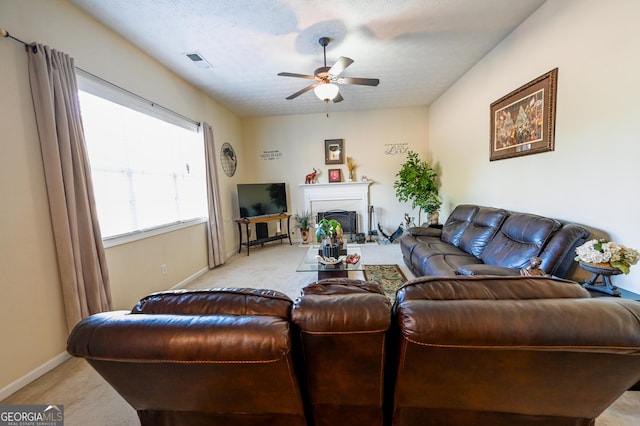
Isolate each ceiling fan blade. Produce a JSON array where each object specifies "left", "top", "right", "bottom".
[
  {"left": 278, "top": 72, "right": 316, "bottom": 80},
  {"left": 333, "top": 92, "right": 344, "bottom": 103},
  {"left": 336, "top": 77, "right": 380, "bottom": 86},
  {"left": 328, "top": 57, "right": 354, "bottom": 78},
  {"left": 285, "top": 83, "right": 318, "bottom": 100}
]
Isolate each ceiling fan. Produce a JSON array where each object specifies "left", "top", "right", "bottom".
[{"left": 278, "top": 37, "right": 380, "bottom": 103}]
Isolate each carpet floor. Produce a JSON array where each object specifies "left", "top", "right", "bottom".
[{"left": 2, "top": 242, "right": 639, "bottom": 425}]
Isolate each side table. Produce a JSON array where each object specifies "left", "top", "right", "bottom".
[{"left": 579, "top": 261, "right": 622, "bottom": 296}]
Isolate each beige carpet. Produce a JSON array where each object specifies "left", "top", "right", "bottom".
[{"left": 2, "top": 242, "right": 639, "bottom": 425}]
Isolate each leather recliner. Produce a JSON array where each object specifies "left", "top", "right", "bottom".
[
  {"left": 66, "top": 288, "right": 307, "bottom": 426},
  {"left": 390, "top": 275, "right": 640, "bottom": 426}
]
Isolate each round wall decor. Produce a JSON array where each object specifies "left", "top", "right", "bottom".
[{"left": 220, "top": 142, "right": 237, "bottom": 177}]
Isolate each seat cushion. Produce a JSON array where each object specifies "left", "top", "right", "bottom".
[{"left": 418, "top": 254, "right": 483, "bottom": 276}]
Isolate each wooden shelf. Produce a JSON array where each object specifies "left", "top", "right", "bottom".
[{"left": 235, "top": 214, "right": 292, "bottom": 255}]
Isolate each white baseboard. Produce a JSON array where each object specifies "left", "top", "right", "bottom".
[
  {"left": 0, "top": 352, "right": 71, "bottom": 401},
  {"left": 169, "top": 266, "right": 210, "bottom": 290}
]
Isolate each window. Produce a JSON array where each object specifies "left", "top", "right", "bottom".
[{"left": 77, "top": 75, "right": 207, "bottom": 242}]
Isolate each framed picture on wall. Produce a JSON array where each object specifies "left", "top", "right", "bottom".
[
  {"left": 490, "top": 68, "right": 558, "bottom": 161},
  {"left": 328, "top": 168, "right": 342, "bottom": 183},
  {"left": 325, "top": 139, "right": 344, "bottom": 164}
]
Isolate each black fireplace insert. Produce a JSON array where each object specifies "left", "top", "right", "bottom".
[{"left": 317, "top": 210, "right": 358, "bottom": 242}]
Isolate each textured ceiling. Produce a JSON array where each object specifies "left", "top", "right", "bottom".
[{"left": 69, "top": 0, "right": 546, "bottom": 118}]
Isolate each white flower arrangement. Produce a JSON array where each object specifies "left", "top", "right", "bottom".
[{"left": 575, "top": 239, "right": 639, "bottom": 274}]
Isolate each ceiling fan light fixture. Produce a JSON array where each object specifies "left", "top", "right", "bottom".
[{"left": 314, "top": 83, "right": 339, "bottom": 102}]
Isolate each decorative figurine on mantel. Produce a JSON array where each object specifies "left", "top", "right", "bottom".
[
  {"left": 305, "top": 168, "right": 318, "bottom": 184},
  {"left": 574, "top": 239, "right": 639, "bottom": 296}
]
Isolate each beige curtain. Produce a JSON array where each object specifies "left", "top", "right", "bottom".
[
  {"left": 203, "top": 122, "right": 227, "bottom": 268},
  {"left": 28, "top": 44, "right": 111, "bottom": 332}
]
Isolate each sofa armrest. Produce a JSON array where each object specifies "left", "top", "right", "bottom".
[
  {"left": 67, "top": 311, "right": 292, "bottom": 362},
  {"left": 132, "top": 287, "right": 293, "bottom": 319},
  {"left": 407, "top": 226, "right": 442, "bottom": 237},
  {"left": 456, "top": 264, "right": 522, "bottom": 276}
]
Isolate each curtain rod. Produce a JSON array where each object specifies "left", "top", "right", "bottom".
[{"left": 1, "top": 26, "right": 200, "bottom": 129}]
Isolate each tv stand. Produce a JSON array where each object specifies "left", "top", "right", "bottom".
[{"left": 236, "top": 214, "right": 292, "bottom": 256}]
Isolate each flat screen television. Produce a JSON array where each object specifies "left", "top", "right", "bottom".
[{"left": 237, "top": 183, "right": 288, "bottom": 218}]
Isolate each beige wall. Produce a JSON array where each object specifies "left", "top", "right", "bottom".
[
  {"left": 0, "top": 0, "right": 242, "bottom": 396},
  {"left": 241, "top": 107, "right": 430, "bottom": 238},
  {"left": 429, "top": 0, "right": 640, "bottom": 292}
]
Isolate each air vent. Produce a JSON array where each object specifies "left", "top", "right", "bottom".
[{"left": 183, "top": 52, "right": 212, "bottom": 69}]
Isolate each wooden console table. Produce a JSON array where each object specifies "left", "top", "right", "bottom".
[{"left": 236, "top": 214, "right": 292, "bottom": 256}]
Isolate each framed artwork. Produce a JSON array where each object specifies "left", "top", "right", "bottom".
[
  {"left": 325, "top": 139, "right": 344, "bottom": 164},
  {"left": 328, "top": 168, "right": 342, "bottom": 183},
  {"left": 490, "top": 68, "right": 558, "bottom": 161}
]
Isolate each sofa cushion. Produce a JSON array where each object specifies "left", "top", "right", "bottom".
[
  {"left": 440, "top": 204, "right": 479, "bottom": 246},
  {"left": 457, "top": 207, "right": 508, "bottom": 257},
  {"left": 418, "top": 254, "right": 483, "bottom": 276},
  {"left": 407, "top": 226, "right": 441, "bottom": 237},
  {"left": 397, "top": 276, "right": 590, "bottom": 303},
  {"left": 480, "top": 213, "right": 561, "bottom": 269}
]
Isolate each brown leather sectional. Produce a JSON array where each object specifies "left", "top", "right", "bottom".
[
  {"left": 400, "top": 204, "right": 590, "bottom": 278},
  {"left": 67, "top": 276, "right": 640, "bottom": 425}
]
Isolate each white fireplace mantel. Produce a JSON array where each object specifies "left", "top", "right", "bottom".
[{"left": 299, "top": 181, "right": 372, "bottom": 235}]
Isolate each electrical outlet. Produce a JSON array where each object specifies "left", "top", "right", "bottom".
[{"left": 161, "top": 264, "right": 167, "bottom": 275}]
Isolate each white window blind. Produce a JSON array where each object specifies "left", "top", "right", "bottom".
[{"left": 77, "top": 76, "right": 207, "bottom": 241}]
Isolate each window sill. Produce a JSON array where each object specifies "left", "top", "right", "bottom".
[{"left": 102, "top": 218, "right": 207, "bottom": 248}]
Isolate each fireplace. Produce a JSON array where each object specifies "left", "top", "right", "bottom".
[
  {"left": 317, "top": 210, "right": 358, "bottom": 241},
  {"left": 300, "top": 181, "right": 372, "bottom": 242}
]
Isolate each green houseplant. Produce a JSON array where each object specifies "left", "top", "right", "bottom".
[
  {"left": 293, "top": 210, "right": 312, "bottom": 244},
  {"left": 315, "top": 218, "right": 343, "bottom": 243},
  {"left": 393, "top": 150, "right": 441, "bottom": 225}
]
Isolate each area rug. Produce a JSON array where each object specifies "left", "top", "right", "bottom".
[{"left": 363, "top": 264, "right": 408, "bottom": 301}]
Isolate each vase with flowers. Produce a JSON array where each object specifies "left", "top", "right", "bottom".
[
  {"left": 575, "top": 239, "right": 639, "bottom": 274},
  {"left": 346, "top": 157, "right": 356, "bottom": 182}
]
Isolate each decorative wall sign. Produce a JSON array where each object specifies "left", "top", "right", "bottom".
[
  {"left": 325, "top": 139, "right": 344, "bottom": 164},
  {"left": 261, "top": 150, "right": 283, "bottom": 160},
  {"left": 490, "top": 68, "right": 558, "bottom": 161},
  {"left": 220, "top": 142, "right": 237, "bottom": 177},
  {"left": 384, "top": 143, "right": 409, "bottom": 155}
]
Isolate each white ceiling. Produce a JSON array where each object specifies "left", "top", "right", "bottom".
[{"left": 69, "top": 0, "right": 546, "bottom": 118}]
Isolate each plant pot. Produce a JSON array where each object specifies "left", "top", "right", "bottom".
[
  {"left": 300, "top": 229, "right": 309, "bottom": 244},
  {"left": 322, "top": 243, "right": 340, "bottom": 259}
]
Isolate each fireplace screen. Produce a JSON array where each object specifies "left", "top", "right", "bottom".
[{"left": 317, "top": 210, "right": 358, "bottom": 242}]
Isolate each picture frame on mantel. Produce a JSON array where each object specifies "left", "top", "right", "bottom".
[
  {"left": 325, "top": 139, "right": 344, "bottom": 164},
  {"left": 490, "top": 68, "right": 558, "bottom": 161},
  {"left": 328, "top": 168, "right": 342, "bottom": 183}
]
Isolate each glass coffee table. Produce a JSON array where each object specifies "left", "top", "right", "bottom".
[{"left": 296, "top": 245, "right": 364, "bottom": 280}]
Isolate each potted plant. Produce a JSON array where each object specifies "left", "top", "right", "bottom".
[
  {"left": 293, "top": 211, "right": 312, "bottom": 244},
  {"left": 315, "top": 218, "right": 343, "bottom": 258},
  {"left": 393, "top": 150, "right": 441, "bottom": 225}
]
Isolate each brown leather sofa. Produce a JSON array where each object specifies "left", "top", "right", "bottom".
[
  {"left": 400, "top": 204, "right": 590, "bottom": 278},
  {"left": 391, "top": 276, "right": 640, "bottom": 425},
  {"left": 67, "top": 278, "right": 640, "bottom": 426},
  {"left": 66, "top": 288, "right": 307, "bottom": 426}
]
